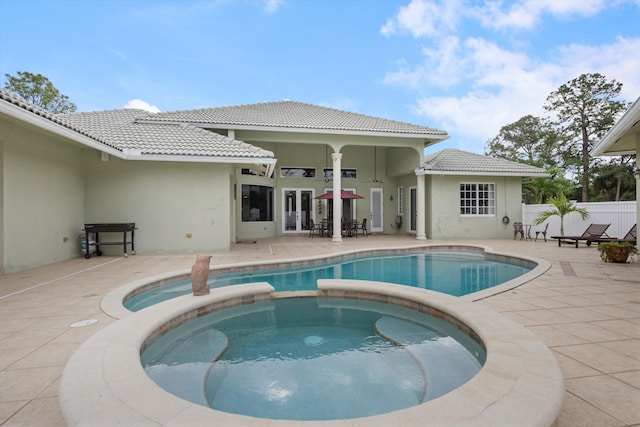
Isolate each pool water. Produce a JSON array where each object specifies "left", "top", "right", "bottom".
[
  {"left": 126, "top": 251, "right": 532, "bottom": 311},
  {"left": 141, "top": 297, "right": 485, "bottom": 420}
]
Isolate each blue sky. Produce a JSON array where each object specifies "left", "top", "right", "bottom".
[{"left": 1, "top": 0, "right": 639, "bottom": 154}]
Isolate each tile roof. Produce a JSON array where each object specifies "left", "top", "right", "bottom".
[
  {"left": 139, "top": 100, "right": 448, "bottom": 138},
  {"left": 2, "top": 88, "right": 442, "bottom": 158},
  {"left": 0, "top": 88, "right": 273, "bottom": 159},
  {"left": 0, "top": 88, "right": 118, "bottom": 150},
  {"left": 59, "top": 110, "right": 274, "bottom": 159},
  {"left": 421, "top": 148, "right": 548, "bottom": 177}
]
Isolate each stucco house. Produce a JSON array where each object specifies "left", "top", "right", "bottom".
[
  {"left": 0, "top": 88, "right": 545, "bottom": 273},
  {"left": 418, "top": 148, "right": 546, "bottom": 239},
  {"left": 591, "top": 96, "right": 640, "bottom": 231}
]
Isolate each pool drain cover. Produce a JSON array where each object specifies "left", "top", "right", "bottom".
[
  {"left": 70, "top": 319, "right": 98, "bottom": 328},
  {"left": 304, "top": 335, "right": 323, "bottom": 346}
]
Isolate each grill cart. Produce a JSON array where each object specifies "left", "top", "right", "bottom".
[{"left": 83, "top": 223, "right": 137, "bottom": 259}]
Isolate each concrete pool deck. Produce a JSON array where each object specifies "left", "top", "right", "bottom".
[{"left": 0, "top": 236, "right": 639, "bottom": 426}]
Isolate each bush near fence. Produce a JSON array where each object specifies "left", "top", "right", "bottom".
[{"left": 522, "top": 201, "right": 636, "bottom": 239}]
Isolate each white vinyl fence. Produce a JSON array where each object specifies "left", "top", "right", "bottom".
[{"left": 522, "top": 201, "right": 637, "bottom": 239}]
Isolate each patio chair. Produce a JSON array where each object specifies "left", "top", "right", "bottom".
[
  {"left": 550, "top": 223, "right": 611, "bottom": 248},
  {"left": 534, "top": 223, "right": 549, "bottom": 242},
  {"left": 342, "top": 219, "right": 358, "bottom": 238},
  {"left": 513, "top": 222, "right": 525, "bottom": 240},
  {"left": 591, "top": 224, "right": 637, "bottom": 245},
  {"left": 309, "top": 219, "right": 323, "bottom": 238},
  {"left": 321, "top": 218, "right": 330, "bottom": 237},
  {"left": 359, "top": 218, "right": 368, "bottom": 237}
]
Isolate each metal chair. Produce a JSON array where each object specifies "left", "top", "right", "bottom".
[
  {"left": 309, "top": 219, "right": 323, "bottom": 238},
  {"left": 359, "top": 218, "right": 368, "bottom": 237},
  {"left": 513, "top": 222, "right": 525, "bottom": 240},
  {"left": 534, "top": 223, "right": 549, "bottom": 242}
]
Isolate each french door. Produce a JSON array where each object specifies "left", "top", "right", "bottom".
[
  {"left": 409, "top": 186, "right": 417, "bottom": 233},
  {"left": 282, "top": 188, "right": 314, "bottom": 233},
  {"left": 370, "top": 188, "right": 384, "bottom": 233}
]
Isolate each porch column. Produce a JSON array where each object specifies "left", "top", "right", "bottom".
[
  {"left": 416, "top": 172, "right": 427, "bottom": 240},
  {"left": 332, "top": 152, "right": 343, "bottom": 242}
]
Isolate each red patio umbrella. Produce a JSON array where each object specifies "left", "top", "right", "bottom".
[{"left": 314, "top": 190, "right": 364, "bottom": 199}]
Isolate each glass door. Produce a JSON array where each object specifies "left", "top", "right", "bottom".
[
  {"left": 409, "top": 186, "right": 417, "bottom": 233},
  {"left": 282, "top": 188, "right": 314, "bottom": 233},
  {"left": 370, "top": 188, "right": 384, "bottom": 233}
]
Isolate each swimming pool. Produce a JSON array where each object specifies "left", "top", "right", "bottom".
[
  {"left": 125, "top": 249, "right": 534, "bottom": 311},
  {"left": 141, "top": 296, "right": 486, "bottom": 420}
]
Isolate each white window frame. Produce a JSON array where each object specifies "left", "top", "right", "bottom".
[
  {"left": 460, "top": 183, "right": 496, "bottom": 216},
  {"left": 397, "top": 186, "right": 404, "bottom": 216},
  {"left": 279, "top": 167, "right": 316, "bottom": 178}
]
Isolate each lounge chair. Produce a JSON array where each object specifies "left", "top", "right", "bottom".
[
  {"left": 550, "top": 223, "right": 611, "bottom": 248},
  {"left": 592, "top": 224, "right": 636, "bottom": 245}
]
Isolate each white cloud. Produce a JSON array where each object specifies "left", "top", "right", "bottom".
[
  {"left": 381, "top": 0, "right": 640, "bottom": 153},
  {"left": 471, "top": 1, "right": 539, "bottom": 31},
  {"left": 412, "top": 36, "right": 640, "bottom": 153},
  {"left": 123, "top": 99, "right": 160, "bottom": 113},
  {"left": 108, "top": 48, "right": 126, "bottom": 60},
  {"left": 384, "top": 36, "right": 464, "bottom": 88},
  {"left": 381, "top": 0, "right": 462, "bottom": 37},
  {"left": 264, "top": 0, "right": 285, "bottom": 14},
  {"left": 471, "top": 0, "right": 609, "bottom": 31},
  {"left": 555, "top": 36, "right": 640, "bottom": 98},
  {"left": 386, "top": 0, "right": 614, "bottom": 35}
]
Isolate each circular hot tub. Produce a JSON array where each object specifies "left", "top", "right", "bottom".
[
  {"left": 141, "top": 295, "right": 486, "bottom": 420},
  {"left": 60, "top": 280, "right": 564, "bottom": 426}
]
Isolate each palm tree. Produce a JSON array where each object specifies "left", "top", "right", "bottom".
[{"left": 534, "top": 194, "right": 589, "bottom": 236}]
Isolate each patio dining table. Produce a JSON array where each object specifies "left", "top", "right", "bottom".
[{"left": 322, "top": 219, "right": 360, "bottom": 237}]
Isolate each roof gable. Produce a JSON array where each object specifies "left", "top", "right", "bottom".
[{"left": 419, "top": 149, "right": 547, "bottom": 177}]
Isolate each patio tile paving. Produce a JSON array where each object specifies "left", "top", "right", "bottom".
[
  {"left": 550, "top": 322, "right": 631, "bottom": 343},
  {"left": 592, "top": 319, "right": 640, "bottom": 339},
  {"left": 565, "top": 375, "right": 640, "bottom": 426},
  {"left": 612, "top": 370, "right": 640, "bottom": 389},
  {"left": 551, "top": 351, "right": 601, "bottom": 378},
  {"left": 525, "top": 325, "right": 589, "bottom": 347},
  {"left": 553, "top": 342, "right": 640, "bottom": 373},
  {"left": 557, "top": 392, "right": 622, "bottom": 427},
  {"left": 0, "top": 236, "right": 638, "bottom": 426}
]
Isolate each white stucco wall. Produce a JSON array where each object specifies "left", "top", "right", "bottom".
[
  {"left": 84, "top": 154, "right": 233, "bottom": 255},
  {"left": 427, "top": 175, "right": 522, "bottom": 239},
  {"left": 1, "top": 121, "right": 86, "bottom": 273}
]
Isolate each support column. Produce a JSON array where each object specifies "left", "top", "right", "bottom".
[
  {"left": 332, "top": 152, "right": 343, "bottom": 242},
  {"left": 416, "top": 172, "right": 427, "bottom": 240}
]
